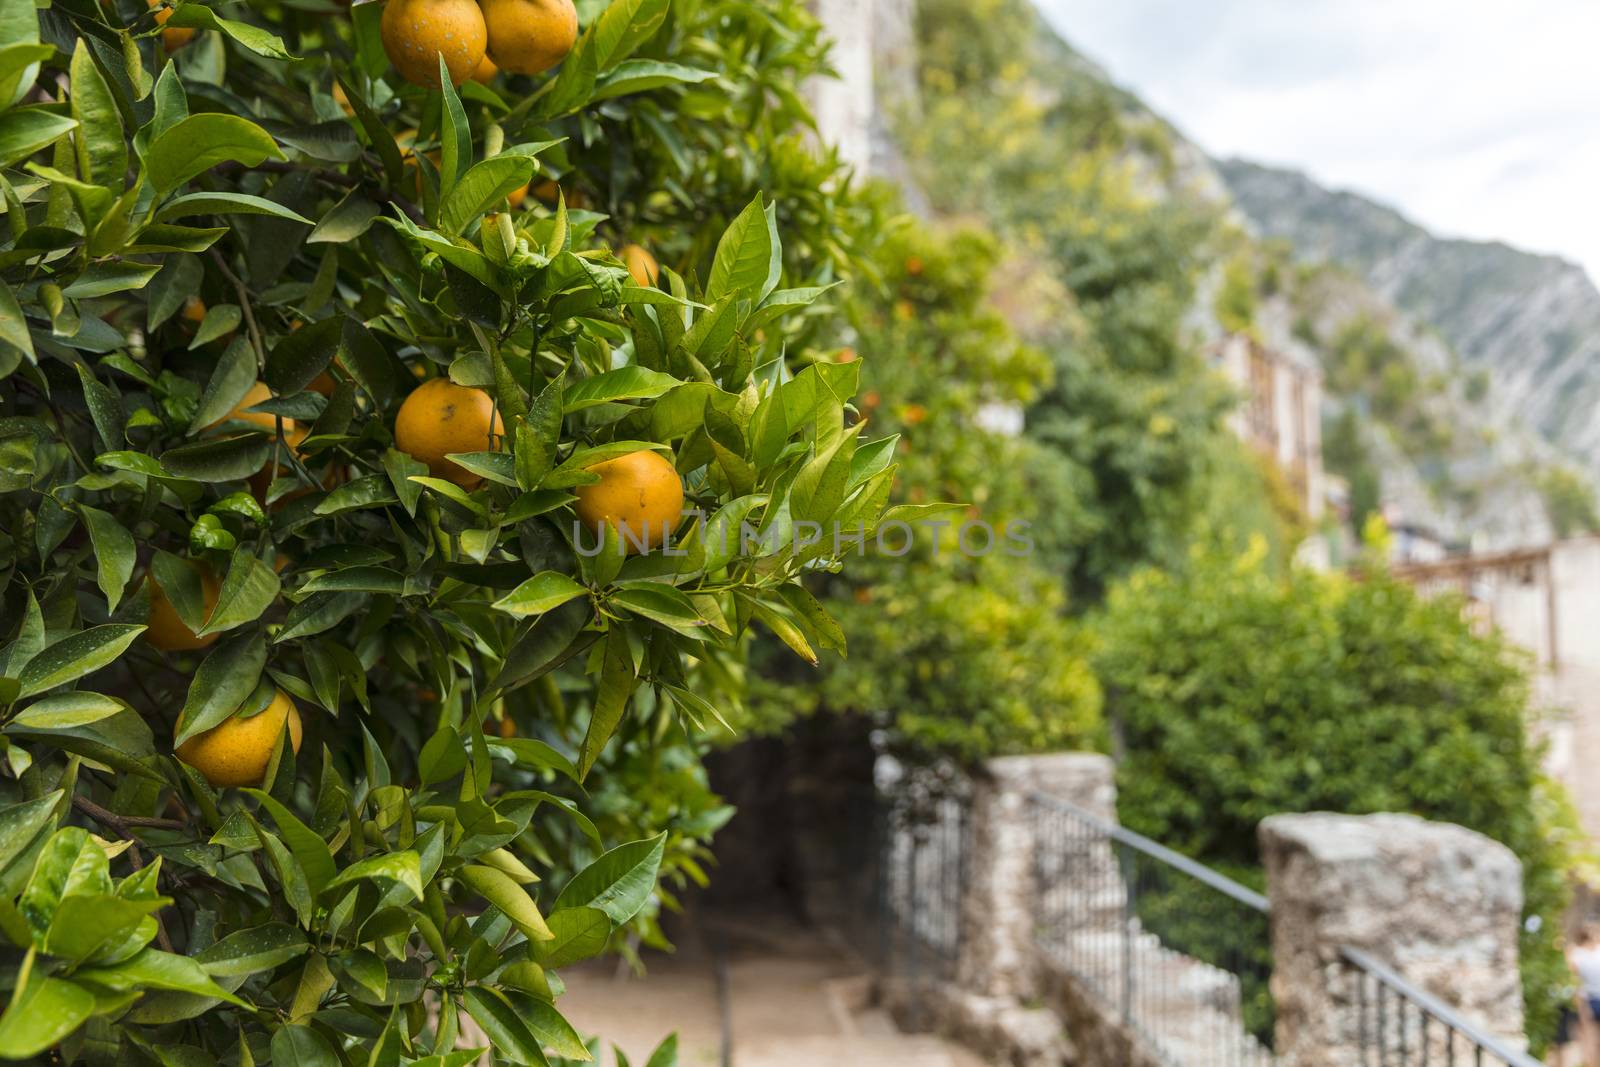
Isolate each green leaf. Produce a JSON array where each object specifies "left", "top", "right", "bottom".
[
  {"left": 644, "top": 1035, "right": 678, "bottom": 1067},
  {"left": 243, "top": 790, "right": 336, "bottom": 896},
  {"left": 61, "top": 261, "right": 160, "bottom": 298},
  {"left": 4, "top": 708, "right": 158, "bottom": 779},
  {"left": 437, "top": 55, "right": 470, "bottom": 202},
  {"left": 591, "top": 0, "right": 667, "bottom": 69},
  {"left": 706, "top": 194, "right": 770, "bottom": 302},
  {"left": 532, "top": 906, "right": 609, "bottom": 969},
  {"left": 157, "top": 191, "right": 312, "bottom": 224},
  {"left": 776, "top": 583, "right": 844, "bottom": 653},
  {"left": 187, "top": 303, "right": 242, "bottom": 349},
  {"left": 307, "top": 188, "right": 379, "bottom": 244},
  {"left": 463, "top": 986, "right": 549, "bottom": 1066},
  {"left": 457, "top": 863, "right": 552, "bottom": 942},
  {"left": 0, "top": 108, "right": 76, "bottom": 168},
  {"left": 16, "top": 624, "right": 144, "bottom": 698},
  {"left": 74, "top": 948, "right": 249, "bottom": 1005},
  {"left": 563, "top": 367, "right": 679, "bottom": 412},
  {"left": 0, "top": 791, "right": 62, "bottom": 893},
  {"left": 11, "top": 692, "right": 123, "bottom": 729},
  {"left": 196, "top": 548, "right": 280, "bottom": 637},
  {"left": 194, "top": 922, "right": 309, "bottom": 978},
  {"left": 299, "top": 566, "right": 405, "bottom": 595},
  {"left": 78, "top": 505, "right": 134, "bottom": 611},
  {"left": 552, "top": 832, "right": 665, "bottom": 925},
  {"left": 68, "top": 41, "right": 124, "bottom": 193},
  {"left": 752, "top": 602, "right": 817, "bottom": 665},
  {"left": 323, "top": 851, "right": 422, "bottom": 902},
  {"left": 159, "top": 435, "right": 272, "bottom": 481},
  {"left": 43, "top": 895, "right": 162, "bottom": 962},
  {"left": 174, "top": 633, "right": 267, "bottom": 746},
  {"left": 188, "top": 335, "right": 256, "bottom": 433},
  {"left": 146, "top": 114, "right": 284, "bottom": 195},
  {"left": 508, "top": 992, "right": 591, "bottom": 1059},
  {"left": 0, "top": 965, "right": 94, "bottom": 1058},
  {"left": 577, "top": 631, "right": 635, "bottom": 780},
  {"left": 268, "top": 1023, "right": 338, "bottom": 1066},
  {"left": 485, "top": 737, "right": 580, "bottom": 783},
  {"left": 0, "top": 278, "right": 32, "bottom": 365},
  {"left": 440, "top": 155, "right": 536, "bottom": 235},
  {"left": 492, "top": 572, "right": 587, "bottom": 618},
  {"left": 591, "top": 60, "right": 715, "bottom": 102},
  {"left": 0, "top": 44, "right": 48, "bottom": 117},
  {"left": 610, "top": 584, "right": 705, "bottom": 638},
  {"left": 266, "top": 318, "right": 340, "bottom": 395},
  {"left": 274, "top": 592, "right": 366, "bottom": 643},
  {"left": 162, "top": 4, "right": 296, "bottom": 59}
]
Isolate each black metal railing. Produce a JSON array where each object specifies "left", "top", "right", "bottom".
[
  {"left": 1342, "top": 946, "right": 1541, "bottom": 1067},
  {"left": 1027, "top": 793, "right": 1276, "bottom": 1067},
  {"left": 871, "top": 761, "right": 971, "bottom": 985}
]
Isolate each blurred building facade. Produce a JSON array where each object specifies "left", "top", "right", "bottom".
[
  {"left": 1207, "top": 329, "right": 1326, "bottom": 526},
  {"left": 1395, "top": 537, "right": 1600, "bottom": 843}
]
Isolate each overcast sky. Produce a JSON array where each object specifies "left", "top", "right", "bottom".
[{"left": 1032, "top": 0, "right": 1600, "bottom": 282}]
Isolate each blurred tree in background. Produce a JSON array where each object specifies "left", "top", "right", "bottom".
[{"left": 1095, "top": 539, "right": 1575, "bottom": 1042}]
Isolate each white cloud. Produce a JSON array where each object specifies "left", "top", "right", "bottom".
[{"left": 1032, "top": 0, "right": 1600, "bottom": 281}]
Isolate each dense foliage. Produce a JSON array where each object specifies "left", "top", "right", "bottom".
[
  {"left": 1095, "top": 539, "right": 1574, "bottom": 1045},
  {"left": 753, "top": 222, "right": 1104, "bottom": 759},
  {"left": 908, "top": 0, "right": 1236, "bottom": 602},
  {"left": 0, "top": 0, "right": 899, "bottom": 1058}
]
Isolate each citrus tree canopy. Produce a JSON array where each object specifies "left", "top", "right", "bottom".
[{"left": 0, "top": 0, "right": 903, "bottom": 1058}]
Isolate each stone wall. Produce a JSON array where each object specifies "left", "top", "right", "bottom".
[{"left": 1261, "top": 812, "right": 1527, "bottom": 1067}]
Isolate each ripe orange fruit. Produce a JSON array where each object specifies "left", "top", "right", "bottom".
[
  {"left": 574, "top": 450, "right": 683, "bottom": 554},
  {"left": 149, "top": 0, "right": 195, "bottom": 51},
  {"left": 471, "top": 54, "right": 499, "bottom": 83},
  {"left": 181, "top": 295, "right": 207, "bottom": 324},
  {"left": 380, "top": 0, "right": 487, "bottom": 88},
  {"left": 497, "top": 715, "right": 517, "bottom": 739},
  {"left": 332, "top": 82, "right": 355, "bottom": 116},
  {"left": 506, "top": 182, "right": 529, "bottom": 209},
  {"left": 145, "top": 567, "right": 220, "bottom": 652},
  {"left": 308, "top": 371, "right": 337, "bottom": 397},
  {"left": 481, "top": 0, "right": 577, "bottom": 75},
  {"left": 620, "top": 244, "right": 659, "bottom": 288},
  {"left": 176, "top": 689, "right": 303, "bottom": 789},
  {"left": 394, "top": 378, "right": 503, "bottom": 488}
]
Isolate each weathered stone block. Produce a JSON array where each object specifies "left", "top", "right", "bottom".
[{"left": 1261, "top": 812, "right": 1525, "bottom": 1066}]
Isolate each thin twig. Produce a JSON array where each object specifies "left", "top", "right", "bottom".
[
  {"left": 73, "top": 794, "right": 186, "bottom": 831},
  {"left": 208, "top": 248, "right": 268, "bottom": 372}
]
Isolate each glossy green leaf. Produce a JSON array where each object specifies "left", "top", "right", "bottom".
[
  {"left": 174, "top": 633, "right": 267, "bottom": 745},
  {"left": 457, "top": 863, "right": 551, "bottom": 941},
  {"left": 16, "top": 624, "right": 144, "bottom": 698},
  {"left": 532, "top": 906, "right": 609, "bottom": 969},
  {"left": 146, "top": 114, "right": 283, "bottom": 195},
  {"left": 78, "top": 505, "right": 134, "bottom": 610}
]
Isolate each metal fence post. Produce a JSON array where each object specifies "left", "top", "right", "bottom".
[{"left": 1119, "top": 839, "right": 1134, "bottom": 1027}]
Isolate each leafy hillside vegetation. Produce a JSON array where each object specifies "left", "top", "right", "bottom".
[{"left": 1222, "top": 158, "right": 1600, "bottom": 542}]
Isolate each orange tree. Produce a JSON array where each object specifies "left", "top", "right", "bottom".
[{"left": 0, "top": 0, "right": 900, "bottom": 1057}]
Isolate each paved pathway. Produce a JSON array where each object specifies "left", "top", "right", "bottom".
[{"left": 557, "top": 915, "right": 987, "bottom": 1067}]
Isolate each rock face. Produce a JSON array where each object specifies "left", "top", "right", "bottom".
[
  {"left": 1221, "top": 157, "right": 1600, "bottom": 475},
  {"left": 1260, "top": 812, "right": 1526, "bottom": 1067}
]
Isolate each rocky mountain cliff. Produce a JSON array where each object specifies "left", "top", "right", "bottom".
[{"left": 1218, "top": 159, "right": 1600, "bottom": 471}]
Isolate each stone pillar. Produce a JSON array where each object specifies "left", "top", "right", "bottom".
[
  {"left": 805, "top": 0, "right": 875, "bottom": 175},
  {"left": 958, "top": 753, "right": 1116, "bottom": 999},
  {"left": 1261, "top": 812, "right": 1525, "bottom": 1067}
]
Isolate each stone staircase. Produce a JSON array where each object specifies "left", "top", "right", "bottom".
[{"left": 557, "top": 915, "right": 985, "bottom": 1067}]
